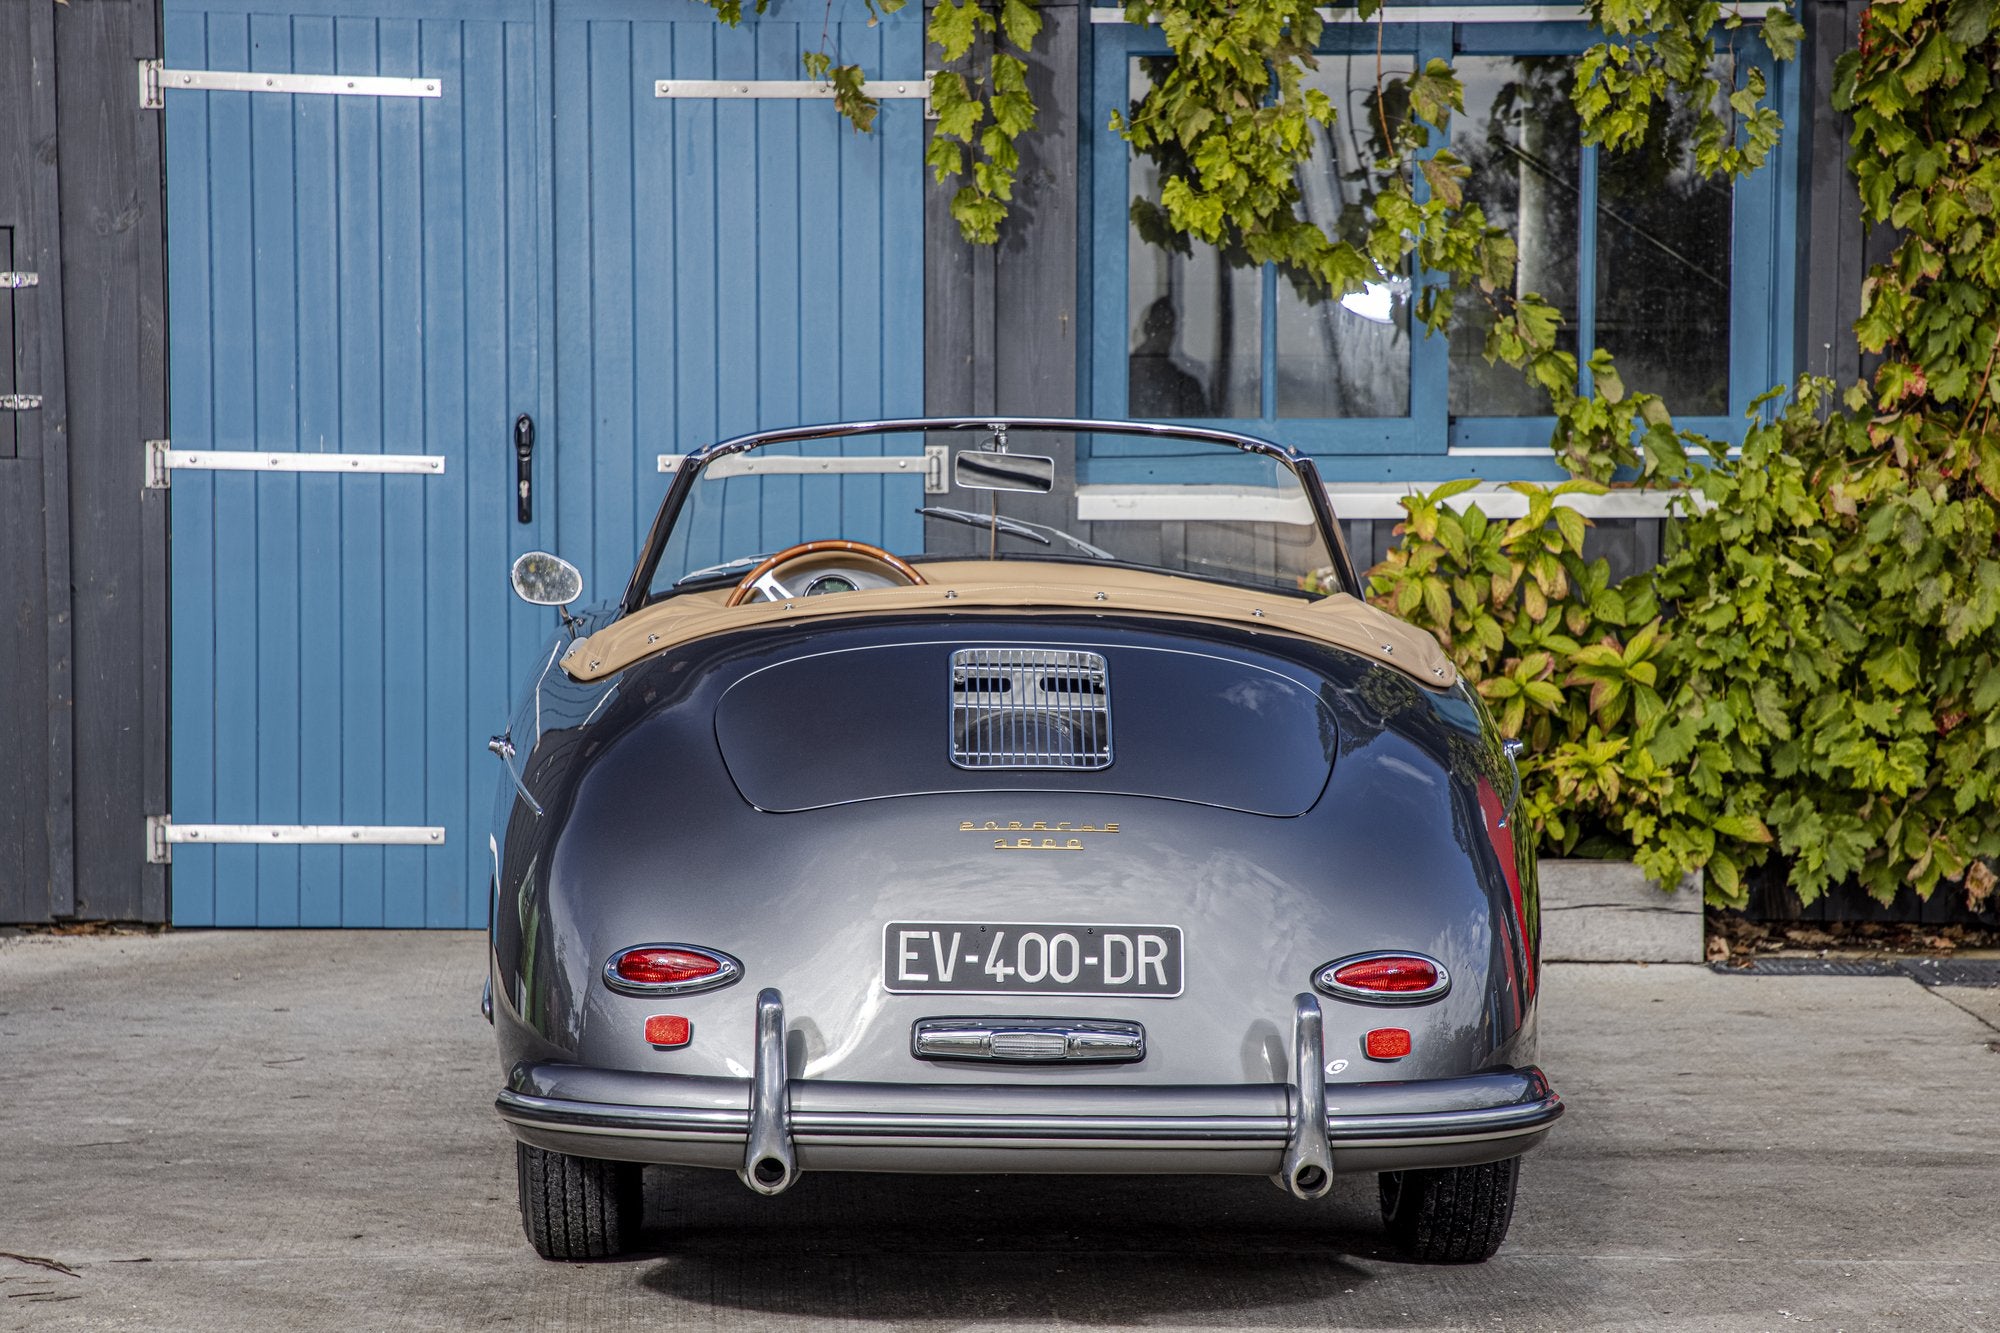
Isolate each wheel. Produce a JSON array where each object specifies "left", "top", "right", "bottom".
[
  {"left": 515, "top": 1142, "right": 642, "bottom": 1260},
  {"left": 1378, "top": 1156, "right": 1520, "bottom": 1263}
]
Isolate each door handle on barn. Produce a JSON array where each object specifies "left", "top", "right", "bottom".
[{"left": 514, "top": 414, "right": 535, "bottom": 524}]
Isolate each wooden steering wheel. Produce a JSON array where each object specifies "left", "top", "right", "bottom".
[{"left": 724, "top": 539, "right": 927, "bottom": 607}]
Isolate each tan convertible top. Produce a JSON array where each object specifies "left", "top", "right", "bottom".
[{"left": 561, "top": 559, "right": 1457, "bottom": 688}]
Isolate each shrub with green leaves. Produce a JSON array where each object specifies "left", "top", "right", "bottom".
[
  {"left": 1364, "top": 478, "right": 1670, "bottom": 859},
  {"left": 1374, "top": 376, "right": 2000, "bottom": 911},
  {"left": 1637, "top": 379, "right": 2000, "bottom": 908}
]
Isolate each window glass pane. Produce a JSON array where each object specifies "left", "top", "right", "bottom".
[
  {"left": 1276, "top": 53, "right": 1414, "bottom": 419},
  {"left": 1448, "top": 56, "right": 1581, "bottom": 417},
  {"left": 1593, "top": 78, "right": 1733, "bottom": 415},
  {"left": 1127, "top": 57, "right": 1261, "bottom": 419}
]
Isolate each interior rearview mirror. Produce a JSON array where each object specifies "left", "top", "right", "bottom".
[
  {"left": 955, "top": 451, "right": 1055, "bottom": 494},
  {"left": 511, "top": 551, "right": 584, "bottom": 607}
]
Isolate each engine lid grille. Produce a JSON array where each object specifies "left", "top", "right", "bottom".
[{"left": 950, "top": 647, "right": 1111, "bottom": 770}]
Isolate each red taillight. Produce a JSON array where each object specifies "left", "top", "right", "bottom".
[
  {"left": 1332, "top": 956, "right": 1439, "bottom": 994},
  {"left": 617, "top": 948, "right": 721, "bottom": 985},
  {"left": 1365, "top": 1027, "right": 1412, "bottom": 1060},
  {"left": 1314, "top": 952, "right": 1449, "bottom": 1003},
  {"left": 644, "top": 1014, "right": 692, "bottom": 1047},
  {"left": 604, "top": 944, "right": 741, "bottom": 995}
]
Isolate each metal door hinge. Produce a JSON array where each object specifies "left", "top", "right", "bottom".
[
  {"left": 654, "top": 445, "right": 950, "bottom": 493},
  {"left": 0, "top": 395, "right": 42, "bottom": 411},
  {"left": 656, "top": 75, "right": 931, "bottom": 102},
  {"left": 0, "top": 272, "right": 37, "bottom": 289},
  {"left": 924, "top": 69, "right": 940, "bottom": 120},
  {"left": 145, "top": 439, "right": 447, "bottom": 490},
  {"left": 146, "top": 814, "right": 448, "bottom": 863},
  {"left": 141, "top": 57, "right": 442, "bottom": 109}
]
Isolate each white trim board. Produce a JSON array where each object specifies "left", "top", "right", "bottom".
[
  {"left": 1090, "top": 5, "right": 1762, "bottom": 22},
  {"left": 1326, "top": 483, "right": 1696, "bottom": 520},
  {"left": 1077, "top": 482, "right": 1695, "bottom": 522}
]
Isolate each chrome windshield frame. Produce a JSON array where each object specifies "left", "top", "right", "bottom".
[{"left": 618, "top": 417, "right": 1359, "bottom": 616}]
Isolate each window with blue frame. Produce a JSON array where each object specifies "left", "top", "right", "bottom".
[{"left": 1087, "top": 14, "right": 1799, "bottom": 482}]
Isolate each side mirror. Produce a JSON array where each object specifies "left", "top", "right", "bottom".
[
  {"left": 511, "top": 551, "right": 583, "bottom": 608},
  {"left": 955, "top": 450, "right": 1056, "bottom": 494}
]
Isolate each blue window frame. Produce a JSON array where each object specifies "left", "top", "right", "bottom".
[{"left": 1084, "top": 12, "right": 1801, "bottom": 484}]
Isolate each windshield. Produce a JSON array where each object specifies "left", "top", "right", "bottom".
[{"left": 641, "top": 423, "right": 1340, "bottom": 604}]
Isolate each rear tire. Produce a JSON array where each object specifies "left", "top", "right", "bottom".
[
  {"left": 1378, "top": 1156, "right": 1520, "bottom": 1263},
  {"left": 516, "top": 1142, "right": 642, "bottom": 1260}
]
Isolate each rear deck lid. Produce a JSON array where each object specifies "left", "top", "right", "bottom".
[{"left": 712, "top": 640, "right": 1336, "bottom": 815}]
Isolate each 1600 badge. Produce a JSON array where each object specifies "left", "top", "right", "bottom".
[{"left": 883, "top": 922, "right": 1184, "bottom": 997}]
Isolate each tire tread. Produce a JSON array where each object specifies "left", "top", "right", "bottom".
[
  {"left": 1379, "top": 1156, "right": 1519, "bottom": 1264},
  {"left": 516, "top": 1142, "right": 640, "bottom": 1260}
]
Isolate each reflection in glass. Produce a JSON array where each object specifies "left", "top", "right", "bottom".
[
  {"left": 1276, "top": 53, "right": 1414, "bottom": 419},
  {"left": 1127, "top": 59, "right": 1261, "bottom": 419},
  {"left": 1595, "top": 77, "right": 1733, "bottom": 415},
  {"left": 1449, "top": 56, "right": 1582, "bottom": 417}
]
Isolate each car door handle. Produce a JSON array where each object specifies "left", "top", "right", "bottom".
[{"left": 489, "top": 731, "right": 542, "bottom": 817}]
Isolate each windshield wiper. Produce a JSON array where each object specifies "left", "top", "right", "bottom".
[
  {"left": 915, "top": 507, "right": 1115, "bottom": 560},
  {"left": 674, "top": 552, "right": 773, "bottom": 587}
]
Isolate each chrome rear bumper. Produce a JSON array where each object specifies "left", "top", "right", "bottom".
[{"left": 496, "top": 992, "right": 1561, "bottom": 1188}]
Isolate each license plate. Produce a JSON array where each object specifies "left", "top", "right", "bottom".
[{"left": 882, "top": 922, "right": 1184, "bottom": 997}]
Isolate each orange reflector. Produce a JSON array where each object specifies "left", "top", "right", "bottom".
[
  {"left": 645, "top": 1014, "right": 692, "bottom": 1048},
  {"left": 1364, "top": 1027, "right": 1411, "bottom": 1060}
]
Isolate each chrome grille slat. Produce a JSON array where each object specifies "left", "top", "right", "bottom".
[{"left": 950, "top": 647, "right": 1111, "bottom": 770}]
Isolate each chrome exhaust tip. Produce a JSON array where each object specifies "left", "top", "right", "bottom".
[
  {"left": 740, "top": 987, "right": 799, "bottom": 1196},
  {"left": 1278, "top": 992, "right": 1335, "bottom": 1200}
]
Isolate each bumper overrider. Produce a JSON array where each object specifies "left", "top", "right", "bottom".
[{"left": 495, "top": 990, "right": 1562, "bottom": 1199}]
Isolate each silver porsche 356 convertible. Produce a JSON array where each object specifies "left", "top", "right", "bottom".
[{"left": 486, "top": 417, "right": 1559, "bottom": 1263}]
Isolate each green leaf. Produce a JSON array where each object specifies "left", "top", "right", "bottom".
[
  {"left": 1945, "top": 0, "right": 1996, "bottom": 45},
  {"left": 1864, "top": 641, "right": 1922, "bottom": 694},
  {"left": 999, "top": 0, "right": 1042, "bottom": 51}
]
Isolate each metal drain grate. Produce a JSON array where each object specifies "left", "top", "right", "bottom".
[
  {"left": 949, "top": 647, "right": 1111, "bottom": 770},
  {"left": 1712, "top": 957, "right": 2000, "bottom": 988}
]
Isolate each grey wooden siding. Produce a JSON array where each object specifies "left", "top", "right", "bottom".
[{"left": 0, "top": 0, "right": 168, "bottom": 924}]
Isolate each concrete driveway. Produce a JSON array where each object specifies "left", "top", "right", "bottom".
[{"left": 1, "top": 931, "right": 1996, "bottom": 1332}]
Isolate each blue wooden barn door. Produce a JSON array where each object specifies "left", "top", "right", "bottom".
[
  {"left": 549, "top": 0, "right": 927, "bottom": 595},
  {"left": 164, "top": 0, "right": 924, "bottom": 926},
  {"left": 163, "top": 0, "right": 554, "bottom": 926}
]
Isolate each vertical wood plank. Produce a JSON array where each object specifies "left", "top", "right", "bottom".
[
  {"left": 251, "top": 10, "right": 302, "bottom": 925},
  {"left": 672, "top": 21, "right": 723, "bottom": 570},
  {"left": 336, "top": 14, "right": 387, "bottom": 926},
  {"left": 464, "top": 15, "right": 513, "bottom": 922},
  {"left": 552, "top": 9, "right": 595, "bottom": 580},
  {"left": 755, "top": 22, "right": 801, "bottom": 546},
  {"left": 53, "top": 0, "right": 170, "bottom": 920},
  {"left": 205, "top": 12, "right": 261, "bottom": 926},
  {"left": 631, "top": 18, "right": 678, "bottom": 574},
  {"left": 589, "top": 20, "right": 638, "bottom": 591},
  {"left": 838, "top": 21, "right": 886, "bottom": 543},
  {"left": 164, "top": 7, "right": 217, "bottom": 924},
  {"left": 0, "top": 8, "right": 52, "bottom": 919},
  {"left": 421, "top": 15, "right": 470, "bottom": 926},
  {"left": 378, "top": 15, "right": 428, "bottom": 926},
  {"left": 292, "top": 13, "right": 346, "bottom": 925}
]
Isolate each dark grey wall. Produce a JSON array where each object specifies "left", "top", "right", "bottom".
[
  {"left": 1797, "top": 0, "right": 1895, "bottom": 390},
  {"left": 0, "top": 0, "right": 167, "bottom": 924}
]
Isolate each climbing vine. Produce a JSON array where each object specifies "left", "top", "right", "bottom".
[
  {"left": 1372, "top": 0, "right": 2000, "bottom": 910},
  {"left": 927, "top": 0, "right": 1044, "bottom": 242},
  {"left": 686, "top": 0, "right": 2000, "bottom": 908},
  {"left": 694, "top": 0, "right": 1042, "bottom": 243}
]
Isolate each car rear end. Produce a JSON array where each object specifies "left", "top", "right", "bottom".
[{"left": 491, "top": 614, "right": 1558, "bottom": 1258}]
